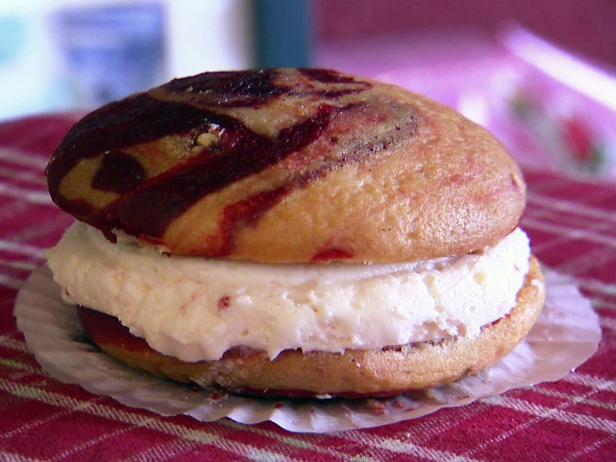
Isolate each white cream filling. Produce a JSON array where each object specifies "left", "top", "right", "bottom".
[{"left": 46, "top": 223, "right": 530, "bottom": 361}]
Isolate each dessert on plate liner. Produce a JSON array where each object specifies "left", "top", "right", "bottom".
[{"left": 42, "top": 68, "right": 545, "bottom": 398}]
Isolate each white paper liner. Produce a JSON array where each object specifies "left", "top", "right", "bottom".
[{"left": 15, "top": 266, "right": 601, "bottom": 433}]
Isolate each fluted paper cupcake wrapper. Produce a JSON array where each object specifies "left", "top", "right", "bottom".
[{"left": 14, "top": 266, "right": 600, "bottom": 433}]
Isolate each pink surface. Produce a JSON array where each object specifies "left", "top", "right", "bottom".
[{"left": 315, "top": 0, "right": 616, "bottom": 69}]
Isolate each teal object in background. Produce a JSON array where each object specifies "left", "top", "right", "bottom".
[
  {"left": 0, "top": 10, "right": 72, "bottom": 121},
  {"left": 254, "top": 0, "right": 313, "bottom": 68},
  {"left": 0, "top": 17, "right": 25, "bottom": 64}
]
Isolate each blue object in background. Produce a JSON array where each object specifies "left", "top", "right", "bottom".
[
  {"left": 54, "top": 2, "right": 165, "bottom": 106},
  {"left": 254, "top": 0, "right": 313, "bottom": 68}
]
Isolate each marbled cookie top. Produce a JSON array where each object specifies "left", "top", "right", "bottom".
[{"left": 47, "top": 68, "right": 525, "bottom": 263}]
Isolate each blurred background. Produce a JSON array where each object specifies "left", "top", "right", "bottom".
[{"left": 1, "top": 0, "right": 615, "bottom": 180}]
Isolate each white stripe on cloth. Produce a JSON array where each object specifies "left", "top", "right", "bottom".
[
  {"left": 551, "top": 248, "right": 616, "bottom": 277},
  {"left": 571, "top": 277, "right": 616, "bottom": 297},
  {"left": 0, "top": 358, "right": 40, "bottom": 374},
  {"left": 0, "top": 183, "right": 52, "bottom": 205},
  {"left": 0, "top": 274, "right": 23, "bottom": 290},
  {"left": 526, "top": 220, "right": 616, "bottom": 256},
  {"left": 335, "top": 429, "right": 481, "bottom": 462},
  {"left": 528, "top": 192, "right": 616, "bottom": 224},
  {"left": 522, "top": 217, "right": 616, "bottom": 251},
  {"left": 562, "top": 432, "right": 616, "bottom": 462},
  {"left": 524, "top": 202, "right": 616, "bottom": 234},
  {"left": 121, "top": 439, "right": 224, "bottom": 462},
  {"left": 47, "top": 417, "right": 204, "bottom": 462},
  {"left": 0, "top": 450, "right": 44, "bottom": 462},
  {"left": 532, "top": 386, "right": 616, "bottom": 412},
  {"left": 591, "top": 298, "right": 616, "bottom": 311},
  {"left": 0, "top": 200, "right": 29, "bottom": 223},
  {"left": 6, "top": 217, "right": 69, "bottom": 247},
  {"left": 0, "top": 148, "right": 47, "bottom": 170},
  {"left": 562, "top": 374, "right": 616, "bottom": 394},
  {"left": 599, "top": 317, "right": 616, "bottom": 332},
  {"left": 524, "top": 214, "right": 615, "bottom": 244},
  {"left": 0, "top": 166, "right": 46, "bottom": 186},
  {"left": 0, "top": 378, "right": 302, "bottom": 462},
  {"left": 0, "top": 240, "right": 44, "bottom": 259},
  {"left": 0, "top": 335, "right": 30, "bottom": 353},
  {"left": 482, "top": 395, "right": 616, "bottom": 433},
  {"left": 524, "top": 173, "right": 569, "bottom": 193},
  {"left": 0, "top": 365, "right": 108, "bottom": 447},
  {"left": 0, "top": 259, "right": 37, "bottom": 271},
  {"left": 530, "top": 224, "right": 616, "bottom": 253}
]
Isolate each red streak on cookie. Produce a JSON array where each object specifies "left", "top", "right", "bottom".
[
  {"left": 311, "top": 248, "right": 354, "bottom": 262},
  {"left": 212, "top": 187, "right": 289, "bottom": 257},
  {"left": 218, "top": 295, "right": 231, "bottom": 311}
]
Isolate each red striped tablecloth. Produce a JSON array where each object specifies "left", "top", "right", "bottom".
[{"left": 1, "top": 115, "right": 615, "bottom": 461}]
